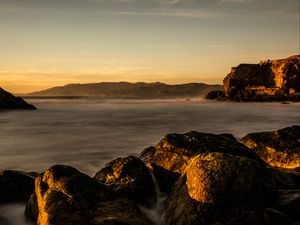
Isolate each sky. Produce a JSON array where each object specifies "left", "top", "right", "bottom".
[{"left": 0, "top": 0, "right": 299, "bottom": 93}]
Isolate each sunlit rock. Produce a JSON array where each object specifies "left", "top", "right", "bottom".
[
  {"left": 27, "top": 165, "right": 150, "bottom": 225},
  {"left": 94, "top": 155, "right": 156, "bottom": 207},
  {"left": 223, "top": 55, "right": 300, "bottom": 101},
  {"left": 142, "top": 131, "right": 263, "bottom": 193},
  {"left": 240, "top": 125, "right": 300, "bottom": 169},
  {"left": 163, "top": 152, "right": 274, "bottom": 225}
]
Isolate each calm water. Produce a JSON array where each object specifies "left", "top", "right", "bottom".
[{"left": 0, "top": 98, "right": 299, "bottom": 225}]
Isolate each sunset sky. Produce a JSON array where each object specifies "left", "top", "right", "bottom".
[{"left": 0, "top": 0, "right": 299, "bottom": 93}]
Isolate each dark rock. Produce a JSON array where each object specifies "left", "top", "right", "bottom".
[
  {"left": 223, "top": 55, "right": 300, "bottom": 101},
  {"left": 270, "top": 168, "right": 298, "bottom": 189},
  {"left": 264, "top": 208, "right": 293, "bottom": 225},
  {"left": 205, "top": 90, "right": 224, "bottom": 100},
  {"left": 293, "top": 221, "right": 300, "bottom": 225},
  {"left": 25, "top": 193, "right": 39, "bottom": 222},
  {"left": 163, "top": 152, "right": 274, "bottom": 225},
  {"left": 0, "top": 170, "right": 36, "bottom": 203},
  {"left": 94, "top": 156, "right": 156, "bottom": 207},
  {"left": 26, "top": 165, "right": 150, "bottom": 225},
  {"left": 274, "top": 189, "right": 300, "bottom": 220},
  {"left": 240, "top": 125, "right": 300, "bottom": 169},
  {"left": 146, "top": 131, "right": 264, "bottom": 193},
  {"left": 0, "top": 87, "right": 36, "bottom": 110}
]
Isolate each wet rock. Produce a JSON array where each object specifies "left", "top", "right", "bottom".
[
  {"left": 0, "top": 87, "right": 36, "bottom": 110},
  {"left": 25, "top": 193, "right": 39, "bottom": 222},
  {"left": 94, "top": 156, "right": 156, "bottom": 207},
  {"left": 145, "top": 131, "right": 264, "bottom": 193},
  {"left": 163, "top": 152, "right": 274, "bottom": 225},
  {"left": 0, "top": 170, "right": 36, "bottom": 203},
  {"left": 205, "top": 90, "right": 224, "bottom": 100},
  {"left": 27, "top": 165, "right": 150, "bottom": 225},
  {"left": 240, "top": 125, "right": 300, "bottom": 169},
  {"left": 270, "top": 168, "right": 299, "bottom": 189},
  {"left": 274, "top": 189, "right": 300, "bottom": 220},
  {"left": 264, "top": 208, "right": 293, "bottom": 225}
]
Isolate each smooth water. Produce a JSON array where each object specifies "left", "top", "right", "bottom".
[{"left": 0, "top": 98, "right": 299, "bottom": 224}]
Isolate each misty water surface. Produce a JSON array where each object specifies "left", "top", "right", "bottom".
[
  {"left": 0, "top": 99, "right": 299, "bottom": 225},
  {"left": 0, "top": 98, "right": 299, "bottom": 175}
]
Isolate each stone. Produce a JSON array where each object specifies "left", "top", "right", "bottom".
[
  {"left": 26, "top": 165, "right": 150, "bottom": 225},
  {"left": 223, "top": 55, "right": 300, "bottom": 101},
  {"left": 264, "top": 208, "right": 293, "bottom": 225},
  {"left": 274, "top": 189, "right": 300, "bottom": 220},
  {"left": 94, "top": 156, "right": 156, "bottom": 207},
  {"left": 205, "top": 90, "right": 224, "bottom": 100},
  {"left": 145, "top": 131, "right": 264, "bottom": 193},
  {"left": 163, "top": 152, "right": 274, "bottom": 225},
  {"left": 0, "top": 170, "right": 36, "bottom": 203},
  {"left": 240, "top": 125, "right": 300, "bottom": 169},
  {"left": 0, "top": 87, "right": 36, "bottom": 110}
]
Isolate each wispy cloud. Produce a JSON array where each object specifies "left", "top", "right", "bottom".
[{"left": 107, "top": 8, "right": 219, "bottom": 19}]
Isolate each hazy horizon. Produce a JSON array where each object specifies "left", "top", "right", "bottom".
[{"left": 0, "top": 0, "right": 299, "bottom": 93}]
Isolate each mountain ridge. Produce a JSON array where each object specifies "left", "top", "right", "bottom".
[{"left": 28, "top": 82, "right": 222, "bottom": 99}]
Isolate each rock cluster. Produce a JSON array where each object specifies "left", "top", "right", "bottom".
[
  {"left": 206, "top": 55, "right": 300, "bottom": 101},
  {"left": 0, "top": 87, "right": 36, "bottom": 110},
  {"left": 0, "top": 125, "right": 300, "bottom": 225}
]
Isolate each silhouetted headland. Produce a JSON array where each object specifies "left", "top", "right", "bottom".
[{"left": 0, "top": 87, "right": 36, "bottom": 110}]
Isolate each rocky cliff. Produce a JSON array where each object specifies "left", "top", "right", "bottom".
[
  {"left": 207, "top": 55, "right": 300, "bottom": 101},
  {"left": 224, "top": 55, "right": 300, "bottom": 101},
  {"left": 0, "top": 87, "right": 36, "bottom": 110}
]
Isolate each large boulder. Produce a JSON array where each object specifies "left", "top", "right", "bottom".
[
  {"left": 223, "top": 55, "right": 300, "bottom": 101},
  {"left": 163, "top": 152, "right": 274, "bottom": 225},
  {"left": 142, "top": 131, "right": 264, "bottom": 193},
  {"left": 0, "top": 170, "right": 36, "bottom": 203},
  {"left": 26, "top": 165, "right": 150, "bottom": 225},
  {"left": 0, "top": 87, "right": 36, "bottom": 110},
  {"left": 94, "top": 156, "right": 156, "bottom": 207},
  {"left": 240, "top": 125, "right": 300, "bottom": 169},
  {"left": 273, "top": 189, "right": 300, "bottom": 221}
]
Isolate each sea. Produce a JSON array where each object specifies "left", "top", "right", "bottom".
[{"left": 0, "top": 98, "right": 299, "bottom": 225}]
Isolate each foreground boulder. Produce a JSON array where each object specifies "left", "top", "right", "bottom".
[
  {"left": 240, "top": 125, "right": 300, "bottom": 169},
  {"left": 223, "top": 55, "right": 300, "bottom": 101},
  {"left": 94, "top": 156, "right": 156, "bottom": 207},
  {"left": 273, "top": 189, "right": 300, "bottom": 221},
  {"left": 0, "top": 170, "right": 36, "bottom": 203},
  {"left": 163, "top": 152, "right": 274, "bottom": 225},
  {"left": 26, "top": 165, "right": 150, "bottom": 225},
  {"left": 141, "top": 131, "right": 264, "bottom": 193},
  {"left": 0, "top": 87, "right": 36, "bottom": 110}
]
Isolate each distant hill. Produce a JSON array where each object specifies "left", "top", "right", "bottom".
[{"left": 28, "top": 82, "right": 222, "bottom": 99}]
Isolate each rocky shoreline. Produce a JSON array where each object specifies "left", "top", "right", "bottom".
[{"left": 0, "top": 125, "right": 300, "bottom": 225}]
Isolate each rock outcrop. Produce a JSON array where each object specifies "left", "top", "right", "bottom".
[
  {"left": 224, "top": 55, "right": 300, "bottom": 101},
  {"left": 26, "top": 165, "right": 150, "bottom": 225},
  {"left": 207, "top": 55, "right": 300, "bottom": 101},
  {"left": 141, "top": 131, "right": 264, "bottom": 193},
  {"left": 0, "top": 87, "right": 36, "bottom": 110},
  {"left": 240, "top": 125, "right": 300, "bottom": 169},
  {"left": 0, "top": 170, "right": 36, "bottom": 203},
  {"left": 94, "top": 156, "right": 156, "bottom": 207},
  {"left": 163, "top": 152, "right": 274, "bottom": 225}
]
